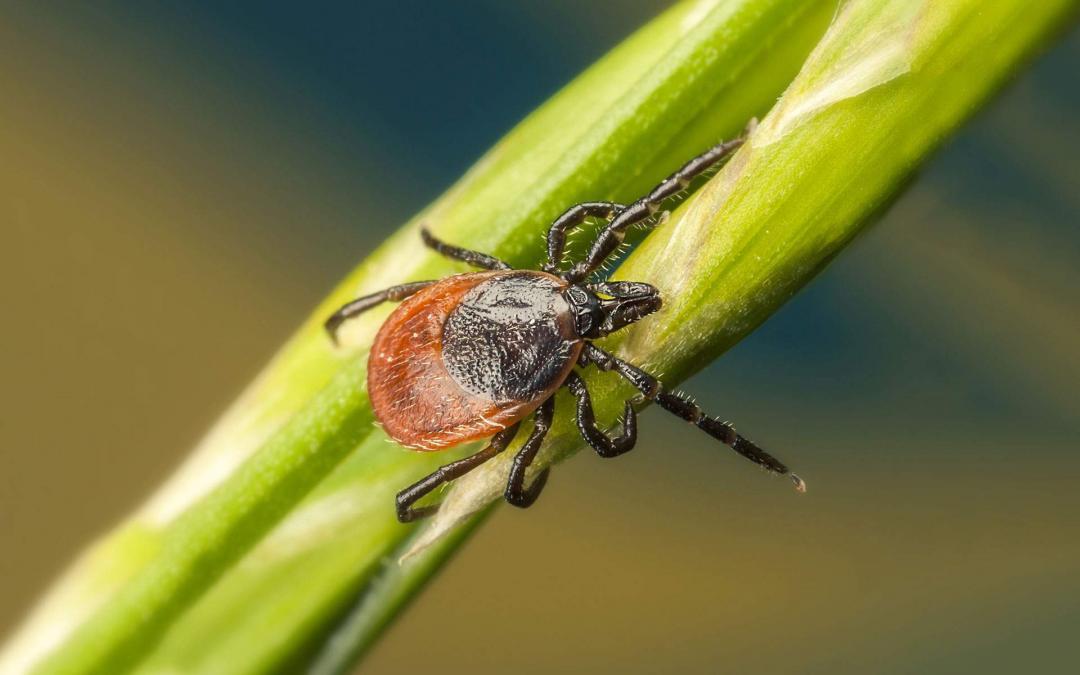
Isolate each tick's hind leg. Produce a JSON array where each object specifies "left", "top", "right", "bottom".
[
  {"left": 421, "top": 227, "right": 511, "bottom": 270},
  {"left": 505, "top": 397, "right": 555, "bottom": 508},
  {"left": 583, "top": 344, "right": 804, "bottom": 491},
  {"left": 565, "top": 372, "right": 638, "bottom": 458},
  {"left": 396, "top": 424, "right": 521, "bottom": 523},
  {"left": 325, "top": 281, "right": 435, "bottom": 345}
]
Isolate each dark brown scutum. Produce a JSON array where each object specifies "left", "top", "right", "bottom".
[{"left": 442, "top": 272, "right": 580, "bottom": 404}]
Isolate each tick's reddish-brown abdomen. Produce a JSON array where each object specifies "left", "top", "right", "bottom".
[{"left": 368, "top": 270, "right": 582, "bottom": 451}]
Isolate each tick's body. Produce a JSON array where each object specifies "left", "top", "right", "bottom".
[
  {"left": 326, "top": 122, "right": 803, "bottom": 523},
  {"left": 369, "top": 271, "right": 581, "bottom": 450}
]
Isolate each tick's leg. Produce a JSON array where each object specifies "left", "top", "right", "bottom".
[
  {"left": 563, "top": 127, "right": 751, "bottom": 283},
  {"left": 324, "top": 281, "right": 435, "bottom": 345},
  {"left": 396, "top": 424, "right": 521, "bottom": 523},
  {"left": 565, "top": 371, "right": 637, "bottom": 458},
  {"left": 505, "top": 397, "right": 555, "bottom": 508},
  {"left": 421, "top": 227, "right": 511, "bottom": 270},
  {"left": 583, "top": 344, "right": 804, "bottom": 491},
  {"left": 542, "top": 201, "right": 624, "bottom": 273}
]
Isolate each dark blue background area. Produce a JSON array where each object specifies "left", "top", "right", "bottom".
[{"left": 128, "top": 1, "right": 643, "bottom": 192}]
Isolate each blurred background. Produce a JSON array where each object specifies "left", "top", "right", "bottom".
[{"left": 1, "top": 2, "right": 1077, "bottom": 674}]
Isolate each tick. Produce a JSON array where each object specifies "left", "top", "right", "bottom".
[{"left": 326, "top": 129, "right": 804, "bottom": 523}]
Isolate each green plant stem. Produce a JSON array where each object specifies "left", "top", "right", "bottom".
[{"left": 4, "top": 0, "right": 1074, "bottom": 673}]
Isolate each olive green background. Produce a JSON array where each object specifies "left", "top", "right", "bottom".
[{"left": 2, "top": 3, "right": 1078, "bottom": 673}]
